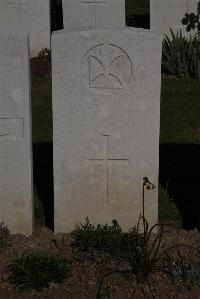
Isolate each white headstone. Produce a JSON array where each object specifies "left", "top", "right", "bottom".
[
  {"left": 150, "top": 0, "right": 199, "bottom": 37},
  {"left": 0, "top": 34, "right": 33, "bottom": 235},
  {"left": 62, "top": 0, "right": 125, "bottom": 29},
  {"left": 0, "top": 0, "right": 50, "bottom": 57},
  {"left": 53, "top": 1, "right": 161, "bottom": 233}
]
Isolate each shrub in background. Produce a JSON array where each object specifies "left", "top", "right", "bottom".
[
  {"left": 158, "top": 183, "right": 181, "bottom": 224},
  {"left": 162, "top": 29, "right": 200, "bottom": 78},
  {"left": 8, "top": 251, "right": 71, "bottom": 291},
  {"left": 0, "top": 222, "right": 10, "bottom": 248}
]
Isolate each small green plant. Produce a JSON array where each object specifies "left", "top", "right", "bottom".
[
  {"left": 0, "top": 222, "right": 10, "bottom": 248},
  {"left": 71, "top": 217, "right": 143, "bottom": 261},
  {"left": 71, "top": 217, "right": 121, "bottom": 251},
  {"left": 8, "top": 251, "right": 71, "bottom": 291},
  {"left": 124, "top": 216, "right": 165, "bottom": 284},
  {"left": 71, "top": 217, "right": 121, "bottom": 252},
  {"left": 162, "top": 29, "right": 199, "bottom": 78},
  {"left": 94, "top": 167, "right": 199, "bottom": 299},
  {"left": 73, "top": 214, "right": 166, "bottom": 288},
  {"left": 96, "top": 216, "right": 166, "bottom": 298}
]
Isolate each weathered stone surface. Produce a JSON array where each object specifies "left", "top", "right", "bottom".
[
  {"left": 62, "top": 0, "right": 125, "bottom": 29},
  {"left": 0, "top": 34, "right": 33, "bottom": 235},
  {"left": 52, "top": 28, "right": 161, "bottom": 233},
  {"left": 150, "top": 0, "right": 198, "bottom": 37},
  {"left": 0, "top": 0, "right": 50, "bottom": 56}
]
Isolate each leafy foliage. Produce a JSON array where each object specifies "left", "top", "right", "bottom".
[
  {"left": 95, "top": 218, "right": 200, "bottom": 297},
  {"left": 71, "top": 217, "right": 142, "bottom": 260},
  {"left": 8, "top": 251, "right": 71, "bottom": 291},
  {"left": 125, "top": 217, "right": 165, "bottom": 284},
  {"left": 73, "top": 216, "right": 166, "bottom": 284},
  {"left": 96, "top": 216, "right": 166, "bottom": 297},
  {"left": 0, "top": 222, "right": 10, "bottom": 248},
  {"left": 162, "top": 29, "right": 200, "bottom": 78}
]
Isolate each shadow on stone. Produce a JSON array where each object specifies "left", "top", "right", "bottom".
[
  {"left": 33, "top": 143, "right": 54, "bottom": 231},
  {"left": 160, "top": 144, "right": 200, "bottom": 230}
]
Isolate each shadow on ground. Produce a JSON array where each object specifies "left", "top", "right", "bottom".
[
  {"left": 33, "top": 143, "right": 54, "bottom": 230},
  {"left": 160, "top": 144, "right": 200, "bottom": 230}
]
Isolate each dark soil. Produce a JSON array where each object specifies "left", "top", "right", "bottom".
[{"left": 0, "top": 226, "right": 199, "bottom": 298}]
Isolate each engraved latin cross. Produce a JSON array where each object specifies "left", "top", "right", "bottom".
[
  {"left": 81, "top": 0, "right": 106, "bottom": 28},
  {"left": 83, "top": 135, "right": 129, "bottom": 205}
]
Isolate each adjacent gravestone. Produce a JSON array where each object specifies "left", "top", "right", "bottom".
[
  {"left": 150, "top": 0, "right": 199, "bottom": 37},
  {"left": 0, "top": 0, "right": 50, "bottom": 56},
  {"left": 53, "top": 0, "right": 161, "bottom": 232},
  {"left": 62, "top": 0, "right": 125, "bottom": 29},
  {"left": 0, "top": 33, "right": 33, "bottom": 235}
]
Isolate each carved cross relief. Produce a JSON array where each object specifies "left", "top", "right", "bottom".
[
  {"left": 83, "top": 135, "right": 129, "bottom": 206},
  {"left": 81, "top": 44, "right": 132, "bottom": 89},
  {"left": 89, "top": 53, "right": 125, "bottom": 88},
  {"left": 7, "top": 0, "right": 29, "bottom": 17}
]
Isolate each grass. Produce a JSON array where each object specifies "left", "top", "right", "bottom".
[{"left": 160, "top": 77, "right": 200, "bottom": 144}]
